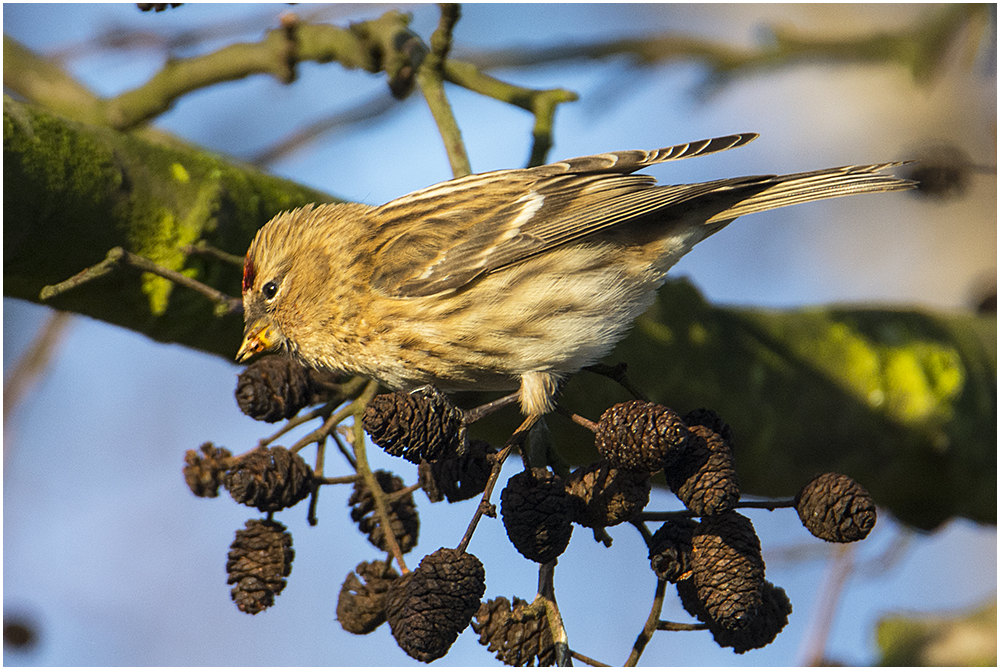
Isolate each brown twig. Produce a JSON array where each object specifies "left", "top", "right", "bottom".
[
  {"left": 570, "top": 649, "right": 611, "bottom": 667},
  {"left": 39, "top": 246, "right": 243, "bottom": 315},
  {"left": 182, "top": 241, "right": 245, "bottom": 267},
  {"left": 249, "top": 93, "right": 403, "bottom": 166},
  {"left": 442, "top": 59, "right": 577, "bottom": 167},
  {"left": 637, "top": 497, "right": 796, "bottom": 522},
  {"left": 657, "top": 620, "right": 708, "bottom": 632},
  {"left": 625, "top": 577, "right": 668, "bottom": 666},
  {"left": 455, "top": 414, "right": 537, "bottom": 554},
  {"left": 538, "top": 561, "right": 571, "bottom": 667},
  {"left": 418, "top": 3, "right": 470, "bottom": 177},
  {"left": 385, "top": 481, "right": 423, "bottom": 502},
  {"left": 289, "top": 401, "right": 357, "bottom": 453},
  {"left": 462, "top": 390, "right": 520, "bottom": 424},
  {"left": 350, "top": 381, "right": 410, "bottom": 573},
  {"left": 316, "top": 474, "right": 362, "bottom": 486},
  {"left": 554, "top": 404, "right": 599, "bottom": 432},
  {"left": 257, "top": 403, "right": 333, "bottom": 447}
]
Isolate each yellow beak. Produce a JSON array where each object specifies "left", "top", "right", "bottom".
[{"left": 236, "top": 321, "right": 279, "bottom": 362}]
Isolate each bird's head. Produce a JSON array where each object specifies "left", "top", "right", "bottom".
[
  {"left": 236, "top": 238, "right": 290, "bottom": 363},
  {"left": 235, "top": 205, "right": 350, "bottom": 365}
]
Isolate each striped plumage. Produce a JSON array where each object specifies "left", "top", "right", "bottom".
[{"left": 238, "top": 134, "right": 914, "bottom": 417}]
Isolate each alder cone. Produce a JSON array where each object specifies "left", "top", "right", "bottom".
[
  {"left": 385, "top": 548, "right": 486, "bottom": 663},
  {"left": 664, "top": 424, "right": 740, "bottom": 516},
  {"left": 224, "top": 445, "right": 312, "bottom": 513},
  {"left": 688, "top": 512, "right": 765, "bottom": 631},
  {"left": 337, "top": 560, "right": 400, "bottom": 635},
  {"left": 363, "top": 388, "right": 465, "bottom": 463},
  {"left": 648, "top": 518, "right": 697, "bottom": 583},
  {"left": 183, "top": 442, "right": 233, "bottom": 498},
  {"left": 795, "top": 472, "right": 876, "bottom": 542},
  {"left": 226, "top": 519, "right": 294, "bottom": 615},
  {"left": 501, "top": 468, "right": 575, "bottom": 564},
  {"left": 594, "top": 401, "right": 688, "bottom": 473},
  {"left": 348, "top": 470, "right": 419, "bottom": 554},
  {"left": 473, "top": 596, "right": 556, "bottom": 667},
  {"left": 565, "top": 460, "right": 650, "bottom": 528}
]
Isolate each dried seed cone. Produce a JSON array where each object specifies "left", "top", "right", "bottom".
[
  {"left": 678, "top": 577, "right": 791, "bottom": 653},
  {"left": 664, "top": 424, "right": 740, "bottom": 516},
  {"left": 688, "top": 512, "right": 765, "bottom": 631},
  {"left": 709, "top": 580, "right": 792, "bottom": 654},
  {"left": 418, "top": 439, "right": 495, "bottom": 503},
  {"left": 795, "top": 473, "right": 877, "bottom": 542},
  {"left": 337, "top": 560, "right": 400, "bottom": 635},
  {"left": 472, "top": 596, "right": 556, "bottom": 667},
  {"left": 565, "top": 460, "right": 650, "bottom": 528},
  {"left": 235, "top": 355, "right": 340, "bottom": 422},
  {"left": 224, "top": 445, "right": 312, "bottom": 512},
  {"left": 683, "top": 408, "right": 734, "bottom": 448},
  {"left": 363, "top": 388, "right": 465, "bottom": 463},
  {"left": 349, "top": 470, "right": 419, "bottom": 554},
  {"left": 226, "top": 518, "right": 294, "bottom": 615},
  {"left": 501, "top": 468, "right": 575, "bottom": 564},
  {"left": 648, "top": 518, "right": 697, "bottom": 583},
  {"left": 594, "top": 401, "right": 688, "bottom": 473},
  {"left": 385, "top": 548, "right": 486, "bottom": 663},
  {"left": 183, "top": 442, "right": 234, "bottom": 498}
]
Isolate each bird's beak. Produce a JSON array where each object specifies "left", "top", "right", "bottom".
[{"left": 236, "top": 321, "right": 280, "bottom": 362}]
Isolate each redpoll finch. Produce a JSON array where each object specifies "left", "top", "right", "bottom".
[{"left": 237, "top": 133, "right": 914, "bottom": 418}]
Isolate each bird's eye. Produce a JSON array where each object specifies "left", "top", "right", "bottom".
[{"left": 262, "top": 280, "right": 278, "bottom": 300}]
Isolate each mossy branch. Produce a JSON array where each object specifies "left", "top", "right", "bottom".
[{"left": 4, "top": 94, "right": 333, "bottom": 358}]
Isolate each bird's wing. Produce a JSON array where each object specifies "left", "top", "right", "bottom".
[{"left": 370, "top": 134, "right": 761, "bottom": 297}]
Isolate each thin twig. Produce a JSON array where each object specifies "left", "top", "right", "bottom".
[
  {"left": 289, "top": 401, "right": 357, "bottom": 452},
  {"left": 442, "top": 59, "right": 577, "bottom": 167},
  {"left": 462, "top": 391, "right": 520, "bottom": 424},
  {"left": 637, "top": 497, "right": 797, "bottom": 522},
  {"left": 316, "top": 474, "right": 362, "bottom": 486},
  {"left": 40, "top": 246, "right": 243, "bottom": 315},
  {"left": 418, "top": 3, "right": 470, "bottom": 177},
  {"left": 625, "top": 577, "right": 668, "bottom": 666},
  {"left": 249, "top": 93, "right": 402, "bottom": 166},
  {"left": 554, "top": 404, "right": 599, "bottom": 432},
  {"left": 657, "top": 620, "right": 708, "bottom": 632},
  {"left": 307, "top": 434, "right": 326, "bottom": 526},
  {"left": 351, "top": 381, "right": 410, "bottom": 573},
  {"left": 538, "top": 562, "right": 571, "bottom": 666},
  {"left": 629, "top": 518, "right": 654, "bottom": 547},
  {"left": 258, "top": 403, "right": 334, "bottom": 447},
  {"left": 570, "top": 650, "right": 611, "bottom": 667},
  {"left": 330, "top": 429, "right": 358, "bottom": 470},
  {"left": 385, "top": 481, "right": 423, "bottom": 502},
  {"left": 182, "top": 241, "right": 245, "bottom": 267},
  {"left": 455, "top": 414, "right": 537, "bottom": 554}
]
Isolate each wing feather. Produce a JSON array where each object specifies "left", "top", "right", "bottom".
[{"left": 367, "top": 134, "right": 913, "bottom": 298}]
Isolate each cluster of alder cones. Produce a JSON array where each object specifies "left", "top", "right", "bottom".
[{"left": 185, "top": 355, "right": 877, "bottom": 663}]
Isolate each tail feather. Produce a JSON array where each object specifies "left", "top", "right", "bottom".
[{"left": 707, "top": 162, "right": 915, "bottom": 223}]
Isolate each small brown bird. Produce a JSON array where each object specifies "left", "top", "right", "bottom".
[{"left": 237, "top": 134, "right": 913, "bottom": 418}]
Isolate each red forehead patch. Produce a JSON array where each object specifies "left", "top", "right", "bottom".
[{"left": 242, "top": 253, "right": 256, "bottom": 295}]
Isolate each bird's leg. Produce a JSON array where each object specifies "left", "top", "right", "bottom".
[{"left": 462, "top": 390, "right": 521, "bottom": 423}]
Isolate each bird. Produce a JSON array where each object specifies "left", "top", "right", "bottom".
[{"left": 237, "top": 133, "right": 914, "bottom": 420}]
